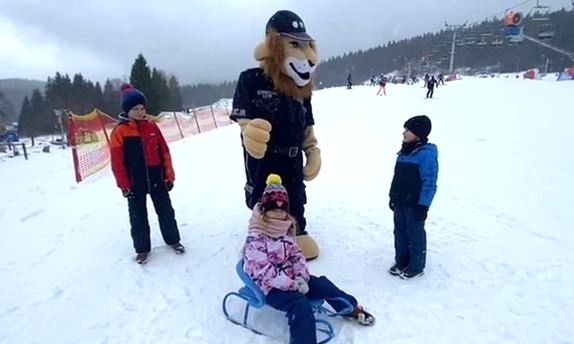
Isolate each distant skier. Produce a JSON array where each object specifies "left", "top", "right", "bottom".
[
  {"left": 426, "top": 76, "right": 437, "bottom": 99},
  {"left": 376, "top": 77, "right": 387, "bottom": 96},
  {"left": 438, "top": 74, "right": 445, "bottom": 86},
  {"left": 347, "top": 73, "right": 353, "bottom": 89}
]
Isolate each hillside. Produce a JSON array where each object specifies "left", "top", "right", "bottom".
[
  {"left": 315, "top": 8, "right": 574, "bottom": 87},
  {"left": 0, "top": 78, "right": 46, "bottom": 123}
]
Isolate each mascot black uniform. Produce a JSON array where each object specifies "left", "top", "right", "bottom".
[{"left": 230, "top": 10, "right": 321, "bottom": 260}]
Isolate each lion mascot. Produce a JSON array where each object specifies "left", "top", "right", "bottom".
[{"left": 230, "top": 10, "right": 321, "bottom": 260}]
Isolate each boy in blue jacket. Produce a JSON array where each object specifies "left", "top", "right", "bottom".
[{"left": 388, "top": 115, "right": 438, "bottom": 279}]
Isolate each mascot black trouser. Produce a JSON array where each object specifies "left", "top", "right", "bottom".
[
  {"left": 127, "top": 184, "right": 181, "bottom": 253},
  {"left": 244, "top": 151, "right": 308, "bottom": 235}
]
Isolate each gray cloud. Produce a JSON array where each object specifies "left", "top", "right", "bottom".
[{"left": 0, "top": 0, "right": 570, "bottom": 84}]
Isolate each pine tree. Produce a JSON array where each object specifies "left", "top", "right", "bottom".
[
  {"left": 0, "top": 90, "right": 15, "bottom": 124},
  {"left": 102, "top": 79, "right": 121, "bottom": 116},
  {"left": 151, "top": 68, "right": 170, "bottom": 112},
  {"left": 168, "top": 75, "right": 182, "bottom": 111},
  {"left": 129, "top": 54, "right": 158, "bottom": 114},
  {"left": 17, "top": 96, "right": 33, "bottom": 137},
  {"left": 29, "top": 88, "right": 54, "bottom": 135}
]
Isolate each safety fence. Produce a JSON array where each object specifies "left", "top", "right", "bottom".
[{"left": 68, "top": 106, "right": 232, "bottom": 183}]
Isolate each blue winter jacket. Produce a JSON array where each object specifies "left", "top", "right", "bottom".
[{"left": 389, "top": 143, "right": 438, "bottom": 208}]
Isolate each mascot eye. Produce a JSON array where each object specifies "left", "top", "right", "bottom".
[{"left": 289, "top": 41, "right": 301, "bottom": 48}]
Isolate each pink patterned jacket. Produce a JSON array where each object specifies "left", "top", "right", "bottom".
[{"left": 243, "top": 206, "right": 310, "bottom": 295}]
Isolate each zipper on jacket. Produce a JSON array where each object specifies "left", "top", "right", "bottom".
[{"left": 135, "top": 120, "right": 152, "bottom": 194}]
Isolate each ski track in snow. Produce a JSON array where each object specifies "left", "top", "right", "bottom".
[{"left": 1, "top": 76, "right": 573, "bottom": 344}]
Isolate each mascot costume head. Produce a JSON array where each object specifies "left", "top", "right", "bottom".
[
  {"left": 230, "top": 10, "right": 322, "bottom": 260},
  {"left": 254, "top": 10, "right": 318, "bottom": 99}
]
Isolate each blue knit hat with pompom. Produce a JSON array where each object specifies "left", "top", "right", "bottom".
[{"left": 120, "top": 83, "right": 147, "bottom": 113}]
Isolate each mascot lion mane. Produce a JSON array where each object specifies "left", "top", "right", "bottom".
[{"left": 230, "top": 10, "right": 322, "bottom": 260}]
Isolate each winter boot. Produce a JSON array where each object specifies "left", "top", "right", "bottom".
[
  {"left": 399, "top": 268, "right": 424, "bottom": 280},
  {"left": 388, "top": 264, "right": 407, "bottom": 276},
  {"left": 170, "top": 242, "right": 185, "bottom": 254},
  {"left": 349, "top": 306, "right": 376, "bottom": 326},
  {"left": 136, "top": 252, "right": 149, "bottom": 264}
]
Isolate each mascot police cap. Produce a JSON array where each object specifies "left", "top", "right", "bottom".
[{"left": 266, "top": 10, "right": 314, "bottom": 41}]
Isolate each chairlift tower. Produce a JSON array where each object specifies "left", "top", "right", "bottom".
[{"left": 445, "top": 21, "right": 468, "bottom": 75}]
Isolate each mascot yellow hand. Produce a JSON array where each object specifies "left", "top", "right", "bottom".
[
  {"left": 302, "top": 126, "right": 321, "bottom": 181},
  {"left": 238, "top": 118, "right": 272, "bottom": 159}
]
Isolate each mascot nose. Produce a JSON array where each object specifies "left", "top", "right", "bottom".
[{"left": 308, "top": 60, "right": 315, "bottom": 67}]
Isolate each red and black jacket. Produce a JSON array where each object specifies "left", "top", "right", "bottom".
[{"left": 109, "top": 115, "right": 174, "bottom": 193}]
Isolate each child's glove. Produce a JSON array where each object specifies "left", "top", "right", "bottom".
[
  {"left": 294, "top": 276, "right": 309, "bottom": 295},
  {"left": 122, "top": 189, "right": 135, "bottom": 199},
  {"left": 238, "top": 119, "right": 272, "bottom": 159},
  {"left": 415, "top": 205, "right": 428, "bottom": 221},
  {"left": 165, "top": 181, "right": 174, "bottom": 191}
]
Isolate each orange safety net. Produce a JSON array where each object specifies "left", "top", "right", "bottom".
[{"left": 68, "top": 106, "right": 232, "bottom": 183}]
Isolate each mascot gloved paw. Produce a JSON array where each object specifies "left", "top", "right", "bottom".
[
  {"left": 239, "top": 119, "right": 272, "bottom": 159},
  {"left": 302, "top": 127, "right": 321, "bottom": 181},
  {"left": 303, "top": 151, "right": 321, "bottom": 181},
  {"left": 296, "top": 234, "right": 319, "bottom": 261}
]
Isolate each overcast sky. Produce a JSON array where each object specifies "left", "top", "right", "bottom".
[{"left": 0, "top": 0, "right": 570, "bottom": 85}]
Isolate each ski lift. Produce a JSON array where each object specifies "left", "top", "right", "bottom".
[
  {"left": 538, "top": 23, "right": 556, "bottom": 39},
  {"left": 509, "top": 33, "right": 525, "bottom": 44},
  {"left": 491, "top": 38, "right": 504, "bottom": 46},
  {"left": 529, "top": 0, "right": 550, "bottom": 21},
  {"left": 465, "top": 35, "right": 476, "bottom": 45}
]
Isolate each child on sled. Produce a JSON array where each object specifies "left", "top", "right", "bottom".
[{"left": 243, "top": 174, "right": 375, "bottom": 344}]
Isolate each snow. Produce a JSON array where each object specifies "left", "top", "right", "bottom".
[{"left": 1, "top": 77, "right": 573, "bottom": 344}]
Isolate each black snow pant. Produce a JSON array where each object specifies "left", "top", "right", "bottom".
[
  {"left": 127, "top": 184, "right": 180, "bottom": 253},
  {"left": 426, "top": 87, "right": 434, "bottom": 98},
  {"left": 393, "top": 206, "right": 427, "bottom": 272},
  {"left": 266, "top": 275, "right": 358, "bottom": 344}
]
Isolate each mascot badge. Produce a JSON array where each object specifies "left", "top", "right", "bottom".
[{"left": 230, "top": 10, "right": 321, "bottom": 260}]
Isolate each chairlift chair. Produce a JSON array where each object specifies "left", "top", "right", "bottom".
[
  {"left": 538, "top": 30, "right": 555, "bottom": 40},
  {"left": 509, "top": 34, "right": 525, "bottom": 44},
  {"left": 529, "top": 0, "right": 551, "bottom": 21},
  {"left": 476, "top": 39, "right": 488, "bottom": 47},
  {"left": 491, "top": 38, "right": 504, "bottom": 46}
]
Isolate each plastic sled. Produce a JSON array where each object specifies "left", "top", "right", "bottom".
[{"left": 222, "top": 258, "right": 354, "bottom": 344}]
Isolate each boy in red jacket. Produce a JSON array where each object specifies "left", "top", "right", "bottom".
[{"left": 110, "top": 84, "right": 184, "bottom": 264}]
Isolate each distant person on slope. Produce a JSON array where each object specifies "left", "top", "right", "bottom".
[
  {"left": 109, "top": 84, "right": 185, "bottom": 264},
  {"left": 347, "top": 72, "right": 353, "bottom": 89},
  {"left": 438, "top": 74, "right": 445, "bottom": 86},
  {"left": 376, "top": 77, "right": 387, "bottom": 96},
  {"left": 243, "top": 174, "right": 375, "bottom": 344},
  {"left": 426, "top": 76, "right": 437, "bottom": 98},
  {"left": 388, "top": 115, "right": 438, "bottom": 279}
]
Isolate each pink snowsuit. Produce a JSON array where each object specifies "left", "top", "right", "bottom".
[{"left": 243, "top": 205, "right": 310, "bottom": 295}]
